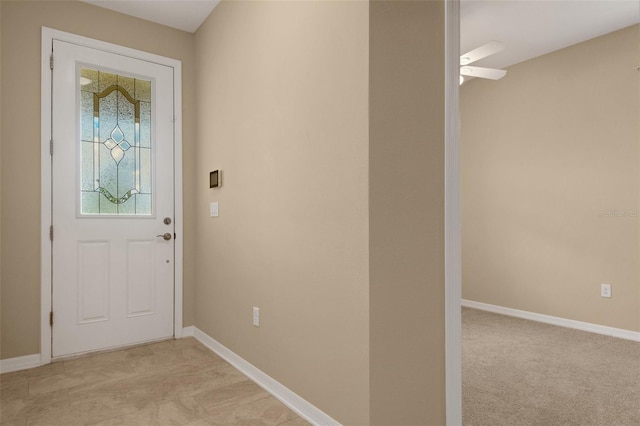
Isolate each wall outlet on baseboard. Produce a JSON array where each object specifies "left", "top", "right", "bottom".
[
  {"left": 253, "top": 307, "right": 260, "bottom": 327},
  {"left": 600, "top": 283, "right": 612, "bottom": 298}
]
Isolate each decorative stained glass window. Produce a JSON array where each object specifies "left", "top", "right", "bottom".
[{"left": 80, "top": 68, "right": 152, "bottom": 215}]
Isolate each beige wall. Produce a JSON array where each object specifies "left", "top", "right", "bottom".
[
  {"left": 462, "top": 25, "right": 640, "bottom": 332},
  {"left": 0, "top": 0, "right": 196, "bottom": 359},
  {"left": 194, "top": 1, "right": 370, "bottom": 424},
  {"left": 369, "top": 1, "right": 446, "bottom": 424},
  {"left": 0, "top": 1, "right": 3, "bottom": 355},
  {"left": 195, "top": 2, "right": 448, "bottom": 423}
]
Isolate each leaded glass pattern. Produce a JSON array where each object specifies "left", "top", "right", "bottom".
[{"left": 80, "top": 68, "right": 152, "bottom": 215}]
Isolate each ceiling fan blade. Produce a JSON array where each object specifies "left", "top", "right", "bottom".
[
  {"left": 460, "top": 41, "right": 505, "bottom": 65},
  {"left": 460, "top": 66, "right": 507, "bottom": 80}
]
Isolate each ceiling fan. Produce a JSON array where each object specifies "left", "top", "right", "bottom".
[{"left": 460, "top": 41, "right": 507, "bottom": 84}]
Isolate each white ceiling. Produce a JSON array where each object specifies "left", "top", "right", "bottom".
[
  {"left": 83, "top": 0, "right": 639, "bottom": 68},
  {"left": 82, "top": 0, "right": 220, "bottom": 33},
  {"left": 461, "top": 0, "right": 640, "bottom": 70}
]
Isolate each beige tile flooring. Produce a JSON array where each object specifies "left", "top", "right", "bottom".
[{"left": 0, "top": 338, "right": 310, "bottom": 426}]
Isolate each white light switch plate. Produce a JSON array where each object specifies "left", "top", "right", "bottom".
[
  {"left": 210, "top": 202, "right": 219, "bottom": 217},
  {"left": 253, "top": 307, "right": 260, "bottom": 327}
]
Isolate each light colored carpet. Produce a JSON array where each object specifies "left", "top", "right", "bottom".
[{"left": 463, "top": 307, "right": 640, "bottom": 426}]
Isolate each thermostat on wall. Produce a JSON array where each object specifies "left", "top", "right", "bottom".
[{"left": 209, "top": 170, "right": 219, "bottom": 188}]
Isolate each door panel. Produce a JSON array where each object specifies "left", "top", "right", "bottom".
[
  {"left": 127, "top": 240, "right": 156, "bottom": 317},
  {"left": 52, "top": 40, "right": 175, "bottom": 357},
  {"left": 77, "top": 241, "right": 110, "bottom": 323}
]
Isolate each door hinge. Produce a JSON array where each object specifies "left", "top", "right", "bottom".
[
  {"left": 49, "top": 311, "right": 54, "bottom": 327},
  {"left": 50, "top": 54, "right": 54, "bottom": 70},
  {"left": 50, "top": 139, "right": 54, "bottom": 156},
  {"left": 49, "top": 225, "right": 54, "bottom": 241}
]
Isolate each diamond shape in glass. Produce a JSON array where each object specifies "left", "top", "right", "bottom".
[
  {"left": 111, "top": 125, "right": 125, "bottom": 144},
  {"left": 104, "top": 139, "right": 117, "bottom": 150},
  {"left": 111, "top": 146, "right": 125, "bottom": 164}
]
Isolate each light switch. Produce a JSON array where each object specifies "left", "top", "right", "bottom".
[{"left": 210, "top": 202, "right": 219, "bottom": 217}]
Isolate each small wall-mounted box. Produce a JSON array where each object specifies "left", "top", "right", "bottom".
[{"left": 209, "top": 170, "right": 219, "bottom": 188}]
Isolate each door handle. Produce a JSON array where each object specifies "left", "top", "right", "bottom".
[{"left": 157, "top": 233, "right": 172, "bottom": 241}]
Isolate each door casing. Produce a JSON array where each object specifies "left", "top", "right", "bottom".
[{"left": 40, "top": 27, "right": 184, "bottom": 363}]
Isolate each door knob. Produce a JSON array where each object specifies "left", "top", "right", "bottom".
[{"left": 157, "top": 233, "right": 172, "bottom": 241}]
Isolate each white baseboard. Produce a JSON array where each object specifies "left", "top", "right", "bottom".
[
  {"left": 462, "top": 299, "right": 640, "bottom": 342},
  {"left": 181, "top": 325, "right": 195, "bottom": 337},
  {"left": 189, "top": 327, "right": 340, "bottom": 426},
  {"left": 0, "top": 353, "right": 42, "bottom": 374}
]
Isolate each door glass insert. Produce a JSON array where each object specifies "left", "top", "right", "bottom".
[{"left": 80, "top": 67, "right": 152, "bottom": 215}]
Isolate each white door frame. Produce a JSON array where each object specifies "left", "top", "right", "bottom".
[
  {"left": 444, "top": 1, "right": 462, "bottom": 424},
  {"left": 40, "top": 27, "right": 184, "bottom": 364}
]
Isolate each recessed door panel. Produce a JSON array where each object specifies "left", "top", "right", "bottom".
[
  {"left": 127, "top": 240, "right": 156, "bottom": 317},
  {"left": 77, "top": 241, "right": 110, "bottom": 324}
]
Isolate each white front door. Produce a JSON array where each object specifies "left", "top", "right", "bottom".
[{"left": 51, "top": 40, "right": 175, "bottom": 357}]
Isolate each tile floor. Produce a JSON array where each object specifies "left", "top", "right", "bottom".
[{"left": 0, "top": 338, "right": 310, "bottom": 426}]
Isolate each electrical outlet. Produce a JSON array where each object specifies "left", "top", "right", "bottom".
[
  {"left": 600, "top": 283, "right": 612, "bottom": 298},
  {"left": 253, "top": 307, "right": 260, "bottom": 327}
]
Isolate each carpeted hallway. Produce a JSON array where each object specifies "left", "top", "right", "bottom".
[{"left": 463, "top": 307, "right": 640, "bottom": 426}]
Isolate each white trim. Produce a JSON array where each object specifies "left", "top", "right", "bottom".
[
  {"left": 41, "top": 27, "right": 54, "bottom": 367},
  {"left": 0, "top": 354, "right": 42, "bottom": 374},
  {"left": 462, "top": 299, "right": 640, "bottom": 342},
  {"left": 172, "top": 44, "right": 184, "bottom": 340},
  {"left": 182, "top": 326, "right": 195, "bottom": 337},
  {"left": 190, "top": 327, "right": 340, "bottom": 426},
  {"left": 444, "top": 1, "right": 462, "bottom": 425},
  {"left": 40, "top": 27, "right": 184, "bottom": 364}
]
